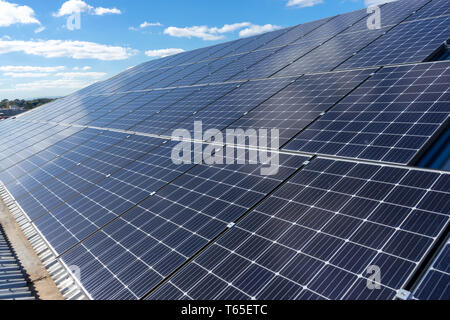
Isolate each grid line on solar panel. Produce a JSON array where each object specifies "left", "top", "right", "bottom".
[
  {"left": 162, "top": 77, "right": 296, "bottom": 136},
  {"left": 56, "top": 88, "right": 198, "bottom": 129},
  {"left": 121, "top": 83, "right": 239, "bottom": 135},
  {"left": 0, "top": 124, "right": 85, "bottom": 170},
  {"left": 148, "top": 157, "right": 449, "bottom": 300},
  {"left": 70, "top": 11, "right": 356, "bottom": 95},
  {"left": 337, "top": 14, "right": 450, "bottom": 70},
  {"left": 43, "top": 1, "right": 435, "bottom": 99},
  {"left": 95, "top": 87, "right": 203, "bottom": 131},
  {"left": 18, "top": 92, "right": 154, "bottom": 126},
  {"left": 0, "top": 128, "right": 102, "bottom": 186},
  {"left": 412, "top": 237, "right": 449, "bottom": 300},
  {"left": 54, "top": 152, "right": 310, "bottom": 299},
  {"left": 18, "top": 139, "right": 202, "bottom": 254},
  {"left": 9, "top": 134, "right": 167, "bottom": 223},
  {"left": 405, "top": 0, "right": 450, "bottom": 20},
  {"left": 258, "top": 1, "right": 429, "bottom": 78},
  {"left": 284, "top": 61, "right": 450, "bottom": 165},
  {"left": 1, "top": 130, "right": 133, "bottom": 201},
  {"left": 225, "top": 68, "right": 378, "bottom": 145}
]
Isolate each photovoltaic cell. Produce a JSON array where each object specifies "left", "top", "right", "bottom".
[
  {"left": 405, "top": 0, "right": 450, "bottom": 20},
  {"left": 259, "top": 17, "right": 332, "bottom": 49},
  {"left": 58, "top": 153, "right": 309, "bottom": 300},
  {"left": 122, "top": 83, "right": 237, "bottom": 135},
  {"left": 338, "top": 15, "right": 450, "bottom": 70},
  {"left": 413, "top": 239, "right": 450, "bottom": 300},
  {"left": 284, "top": 61, "right": 450, "bottom": 164},
  {"left": 228, "top": 68, "right": 377, "bottom": 145},
  {"left": 0, "top": 0, "right": 448, "bottom": 301},
  {"left": 95, "top": 87, "right": 198, "bottom": 130},
  {"left": 230, "top": 40, "right": 321, "bottom": 81},
  {"left": 148, "top": 158, "right": 449, "bottom": 300},
  {"left": 167, "top": 77, "right": 294, "bottom": 135},
  {"left": 197, "top": 48, "right": 280, "bottom": 85}
]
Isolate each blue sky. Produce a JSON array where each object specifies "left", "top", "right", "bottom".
[{"left": 0, "top": 0, "right": 377, "bottom": 100}]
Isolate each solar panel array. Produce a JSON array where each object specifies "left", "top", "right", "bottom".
[{"left": 0, "top": 0, "right": 448, "bottom": 300}]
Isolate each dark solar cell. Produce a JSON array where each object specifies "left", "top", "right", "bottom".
[
  {"left": 338, "top": 15, "right": 450, "bottom": 70},
  {"left": 148, "top": 158, "right": 449, "bottom": 300},
  {"left": 413, "top": 239, "right": 450, "bottom": 300},
  {"left": 59, "top": 153, "right": 309, "bottom": 299},
  {"left": 0, "top": 0, "right": 448, "bottom": 301},
  {"left": 284, "top": 61, "right": 450, "bottom": 164},
  {"left": 228, "top": 68, "right": 376, "bottom": 145}
]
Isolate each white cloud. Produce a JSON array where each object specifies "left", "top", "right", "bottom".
[
  {"left": 34, "top": 26, "right": 46, "bottom": 34},
  {"left": 0, "top": 65, "right": 65, "bottom": 72},
  {"left": 0, "top": 39, "right": 137, "bottom": 60},
  {"left": 3, "top": 72, "right": 49, "bottom": 78},
  {"left": 140, "top": 21, "right": 162, "bottom": 28},
  {"left": 239, "top": 24, "right": 282, "bottom": 37},
  {"left": 2, "top": 79, "right": 95, "bottom": 91},
  {"left": 0, "top": 0, "right": 40, "bottom": 27},
  {"left": 54, "top": 0, "right": 121, "bottom": 17},
  {"left": 164, "top": 22, "right": 251, "bottom": 41},
  {"left": 145, "top": 48, "right": 185, "bottom": 58},
  {"left": 365, "top": 0, "right": 397, "bottom": 5},
  {"left": 286, "top": 0, "right": 324, "bottom": 8},
  {"left": 55, "top": 71, "right": 107, "bottom": 79},
  {"left": 73, "top": 66, "right": 91, "bottom": 71}
]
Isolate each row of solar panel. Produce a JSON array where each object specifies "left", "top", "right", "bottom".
[
  {"left": 1, "top": 123, "right": 447, "bottom": 299},
  {"left": 0, "top": 0, "right": 447, "bottom": 301},
  {"left": 12, "top": 60, "right": 450, "bottom": 166},
  {"left": 65, "top": 0, "right": 449, "bottom": 97}
]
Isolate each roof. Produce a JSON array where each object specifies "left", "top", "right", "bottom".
[
  {"left": 0, "top": 225, "right": 35, "bottom": 300},
  {"left": 0, "top": 0, "right": 448, "bottom": 300}
]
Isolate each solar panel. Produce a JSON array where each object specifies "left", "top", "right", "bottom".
[
  {"left": 259, "top": 17, "right": 332, "bottom": 49},
  {"left": 404, "top": 0, "right": 450, "bottom": 20},
  {"left": 284, "top": 61, "right": 450, "bottom": 164},
  {"left": 338, "top": 15, "right": 450, "bottom": 70},
  {"left": 228, "top": 68, "right": 377, "bottom": 145},
  {"left": 168, "top": 56, "right": 237, "bottom": 87},
  {"left": 0, "top": 0, "right": 448, "bottom": 301},
  {"left": 72, "top": 87, "right": 198, "bottom": 129},
  {"left": 230, "top": 40, "right": 321, "bottom": 81},
  {"left": 168, "top": 77, "right": 294, "bottom": 135},
  {"left": 148, "top": 158, "right": 449, "bottom": 300},
  {"left": 56, "top": 153, "right": 309, "bottom": 299},
  {"left": 9, "top": 132, "right": 165, "bottom": 222},
  {"left": 412, "top": 238, "right": 450, "bottom": 299},
  {"left": 291, "top": 8, "right": 368, "bottom": 45},
  {"left": 123, "top": 83, "right": 238, "bottom": 135},
  {"left": 197, "top": 48, "right": 280, "bottom": 84},
  {"left": 232, "top": 28, "right": 290, "bottom": 55},
  {"left": 0, "top": 128, "right": 101, "bottom": 186}
]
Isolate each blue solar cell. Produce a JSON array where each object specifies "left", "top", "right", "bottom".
[
  {"left": 413, "top": 239, "right": 450, "bottom": 300},
  {"left": 170, "top": 77, "right": 294, "bottom": 135},
  {"left": 228, "top": 68, "right": 376, "bottom": 145},
  {"left": 57, "top": 153, "right": 309, "bottom": 299},
  {"left": 125, "top": 83, "right": 237, "bottom": 135},
  {"left": 284, "top": 61, "right": 450, "bottom": 164},
  {"left": 197, "top": 48, "right": 280, "bottom": 85},
  {"left": 148, "top": 158, "right": 449, "bottom": 300},
  {"left": 338, "top": 15, "right": 450, "bottom": 70},
  {"left": 0, "top": 0, "right": 448, "bottom": 302}
]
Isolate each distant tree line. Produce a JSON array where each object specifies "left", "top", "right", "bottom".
[{"left": 0, "top": 98, "right": 56, "bottom": 110}]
